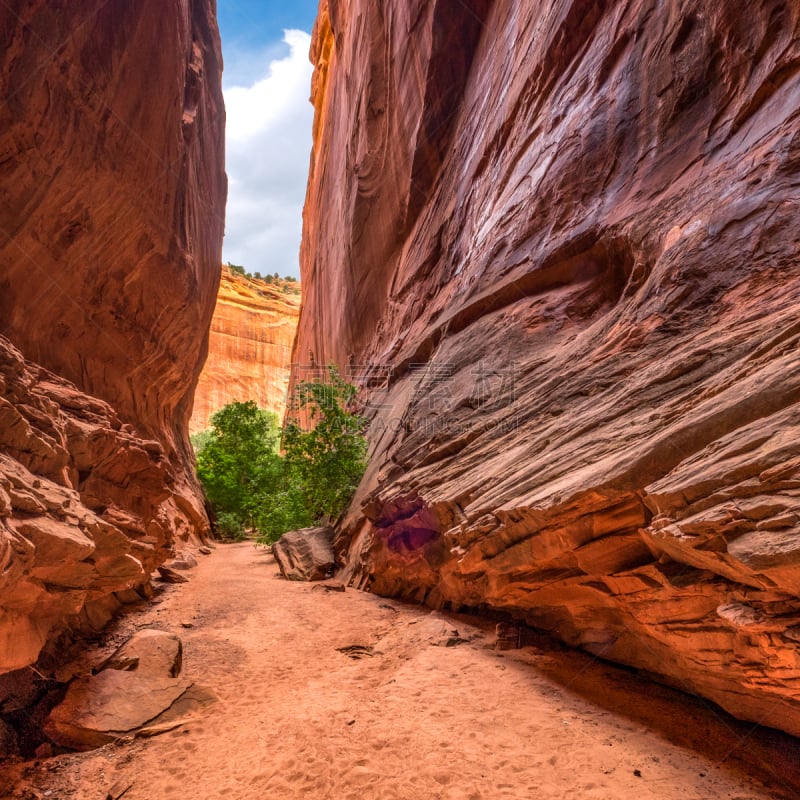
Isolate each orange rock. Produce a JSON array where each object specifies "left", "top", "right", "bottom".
[
  {"left": 0, "top": 336, "right": 205, "bottom": 674},
  {"left": 44, "top": 630, "right": 192, "bottom": 750},
  {"left": 190, "top": 267, "right": 300, "bottom": 433},
  {"left": 294, "top": 0, "right": 800, "bottom": 735},
  {"left": 0, "top": 0, "right": 225, "bottom": 681}
]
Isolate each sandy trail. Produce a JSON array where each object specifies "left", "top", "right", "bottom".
[{"left": 2, "top": 542, "right": 799, "bottom": 799}]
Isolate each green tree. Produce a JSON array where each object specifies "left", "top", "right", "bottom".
[
  {"left": 194, "top": 371, "right": 368, "bottom": 545},
  {"left": 281, "top": 366, "right": 368, "bottom": 524},
  {"left": 195, "top": 402, "right": 282, "bottom": 533}
]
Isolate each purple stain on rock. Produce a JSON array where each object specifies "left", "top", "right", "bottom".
[{"left": 374, "top": 495, "right": 440, "bottom": 553}]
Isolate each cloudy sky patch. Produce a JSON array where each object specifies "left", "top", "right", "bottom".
[{"left": 218, "top": 1, "right": 318, "bottom": 278}]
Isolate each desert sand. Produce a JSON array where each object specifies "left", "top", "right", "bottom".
[{"left": 1, "top": 542, "right": 799, "bottom": 800}]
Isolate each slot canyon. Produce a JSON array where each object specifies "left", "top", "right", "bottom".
[{"left": 1, "top": 0, "right": 799, "bottom": 797}]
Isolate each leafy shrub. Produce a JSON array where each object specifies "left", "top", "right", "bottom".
[
  {"left": 215, "top": 512, "right": 247, "bottom": 542},
  {"left": 194, "top": 369, "right": 367, "bottom": 545}
]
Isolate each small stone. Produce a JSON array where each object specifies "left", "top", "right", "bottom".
[
  {"left": 106, "top": 779, "right": 133, "bottom": 799},
  {"left": 35, "top": 742, "right": 53, "bottom": 759},
  {"left": 198, "top": 546, "right": 213, "bottom": 555},
  {"left": 157, "top": 565, "right": 189, "bottom": 583},
  {"left": 312, "top": 581, "right": 346, "bottom": 593}
]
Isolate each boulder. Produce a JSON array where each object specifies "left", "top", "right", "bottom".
[
  {"left": 273, "top": 527, "right": 335, "bottom": 581},
  {"left": 101, "top": 630, "right": 182, "bottom": 678},
  {"left": 44, "top": 630, "right": 205, "bottom": 750}
]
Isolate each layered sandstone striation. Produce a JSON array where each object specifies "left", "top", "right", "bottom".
[
  {"left": 296, "top": 1, "right": 800, "bottom": 734},
  {"left": 0, "top": 337, "right": 194, "bottom": 674},
  {"left": 190, "top": 268, "right": 300, "bottom": 433},
  {"left": 0, "top": 0, "right": 225, "bottom": 679}
]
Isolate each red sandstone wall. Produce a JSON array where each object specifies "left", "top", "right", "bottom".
[
  {"left": 190, "top": 268, "right": 300, "bottom": 434},
  {"left": 0, "top": 0, "right": 226, "bottom": 676},
  {"left": 295, "top": 0, "right": 800, "bottom": 735}
]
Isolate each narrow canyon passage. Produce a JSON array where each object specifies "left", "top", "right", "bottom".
[{"left": 2, "top": 545, "right": 798, "bottom": 800}]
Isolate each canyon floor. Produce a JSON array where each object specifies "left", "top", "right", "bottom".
[{"left": 2, "top": 543, "right": 799, "bottom": 800}]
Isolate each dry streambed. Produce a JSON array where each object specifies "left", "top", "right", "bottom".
[{"left": 1, "top": 542, "right": 798, "bottom": 800}]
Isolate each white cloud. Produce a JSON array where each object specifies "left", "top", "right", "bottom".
[{"left": 223, "top": 30, "right": 313, "bottom": 279}]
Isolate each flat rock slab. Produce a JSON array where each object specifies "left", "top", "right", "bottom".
[
  {"left": 101, "top": 629, "right": 182, "bottom": 678},
  {"left": 272, "top": 527, "right": 335, "bottom": 581},
  {"left": 45, "top": 670, "right": 192, "bottom": 750},
  {"left": 44, "top": 629, "right": 209, "bottom": 750},
  {"left": 157, "top": 565, "right": 189, "bottom": 583}
]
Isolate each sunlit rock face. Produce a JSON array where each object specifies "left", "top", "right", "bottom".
[
  {"left": 295, "top": 0, "right": 800, "bottom": 734},
  {"left": 0, "top": 0, "right": 225, "bottom": 675},
  {"left": 190, "top": 268, "right": 301, "bottom": 433}
]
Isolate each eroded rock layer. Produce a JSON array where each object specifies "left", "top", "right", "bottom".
[
  {"left": 0, "top": 336, "right": 204, "bottom": 674},
  {"left": 295, "top": 1, "right": 800, "bottom": 734},
  {"left": 189, "top": 268, "right": 300, "bottom": 433},
  {"left": 0, "top": 0, "right": 225, "bottom": 677}
]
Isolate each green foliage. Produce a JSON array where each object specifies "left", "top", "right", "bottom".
[
  {"left": 281, "top": 366, "right": 368, "bottom": 525},
  {"left": 194, "top": 370, "right": 367, "bottom": 546},
  {"left": 215, "top": 512, "right": 247, "bottom": 542},
  {"left": 227, "top": 262, "right": 246, "bottom": 276},
  {"left": 190, "top": 429, "right": 213, "bottom": 454},
  {"left": 195, "top": 401, "right": 282, "bottom": 532}
]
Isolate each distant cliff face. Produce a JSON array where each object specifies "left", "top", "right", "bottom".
[
  {"left": 296, "top": 1, "right": 800, "bottom": 735},
  {"left": 0, "top": 0, "right": 225, "bottom": 677},
  {"left": 190, "top": 268, "right": 301, "bottom": 433}
]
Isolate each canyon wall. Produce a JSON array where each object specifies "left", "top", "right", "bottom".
[
  {"left": 190, "top": 268, "right": 300, "bottom": 433},
  {"left": 296, "top": 1, "right": 800, "bottom": 735},
  {"left": 0, "top": 0, "right": 225, "bottom": 677}
]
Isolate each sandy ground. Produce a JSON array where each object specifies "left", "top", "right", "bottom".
[{"left": 2, "top": 542, "right": 799, "bottom": 800}]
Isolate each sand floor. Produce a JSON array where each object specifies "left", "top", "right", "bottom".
[{"left": 1, "top": 542, "right": 799, "bottom": 799}]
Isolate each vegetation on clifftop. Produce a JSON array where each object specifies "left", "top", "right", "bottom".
[{"left": 226, "top": 261, "right": 300, "bottom": 294}]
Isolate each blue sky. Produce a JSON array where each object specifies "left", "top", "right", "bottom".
[
  {"left": 217, "top": 0, "right": 320, "bottom": 277},
  {"left": 218, "top": 1, "right": 319, "bottom": 43}
]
